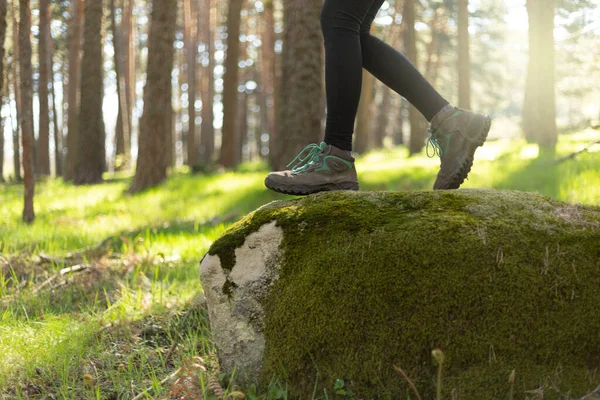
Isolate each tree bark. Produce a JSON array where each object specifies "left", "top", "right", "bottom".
[
  {"left": 65, "top": 0, "right": 83, "bottom": 180},
  {"left": 261, "top": 0, "right": 277, "bottom": 164},
  {"left": 19, "top": 0, "right": 35, "bottom": 222},
  {"left": 220, "top": 0, "right": 244, "bottom": 168},
  {"left": 199, "top": 0, "right": 215, "bottom": 165},
  {"left": 50, "top": 38, "right": 62, "bottom": 177},
  {"left": 0, "top": 0, "right": 6, "bottom": 180},
  {"left": 11, "top": 0, "right": 21, "bottom": 180},
  {"left": 75, "top": 0, "right": 105, "bottom": 184},
  {"left": 355, "top": 72, "right": 374, "bottom": 154},
  {"left": 184, "top": 0, "right": 198, "bottom": 167},
  {"left": 111, "top": 0, "right": 130, "bottom": 170},
  {"left": 522, "top": 0, "right": 557, "bottom": 150},
  {"left": 457, "top": 0, "right": 471, "bottom": 110},
  {"left": 121, "top": 0, "right": 134, "bottom": 160},
  {"left": 404, "top": 0, "right": 425, "bottom": 156},
  {"left": 37, "top": 0, "right": 51, "bottom": 176},
  {"left": 273, "top": 0, "right": 323, "bottom": 170},
  {"left": 129, "top": 0, "right": 177, "bottom": 192}
]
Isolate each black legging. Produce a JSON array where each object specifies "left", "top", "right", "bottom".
[{"left": 321, "top": 0, "right": 449, "bottom": 151}]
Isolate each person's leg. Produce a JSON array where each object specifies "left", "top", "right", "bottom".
[
  {"left": 359, "top": 2, "right": 449, "bottom": 121},
  {"left": 320, "top": 0, "right": 379, "bottom": 152}
]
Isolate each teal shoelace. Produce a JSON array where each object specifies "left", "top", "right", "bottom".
[
  {"left": 287, "top": 142, "right": 327, "bottom": 174},
  {"left": 426, "top": 129, "right": 452, "bottom": 158}
]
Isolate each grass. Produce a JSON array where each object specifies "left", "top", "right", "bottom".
[{"left": 0, "top": 130, "right": 599, "bottom": 399}]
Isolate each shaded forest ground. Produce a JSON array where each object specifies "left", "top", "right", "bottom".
[{"left": 0, "top": 131, "right": 599, "bottom": 399}]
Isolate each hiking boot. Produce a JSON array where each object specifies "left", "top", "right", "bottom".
[
  {"left": 265, "top": 142, "right": 360, "bottom": 195},
  {"left": 427, "top": 104, "right": 491, "bottom": 190}
]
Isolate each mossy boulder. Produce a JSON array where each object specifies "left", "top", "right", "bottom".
[{"left": 200, "top": 189, "right": 600, "bottom": 399}]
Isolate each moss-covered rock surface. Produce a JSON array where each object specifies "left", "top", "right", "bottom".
[{"left": 205, "top": 189, "right": 600, "bottom": 399}]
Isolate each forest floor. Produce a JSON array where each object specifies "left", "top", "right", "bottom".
[{"left": 1, "top": 130, "right": 599, "bottom": 399}]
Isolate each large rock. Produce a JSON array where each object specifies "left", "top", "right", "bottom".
[{"left": 200, "top": 190, "right": 600, "bottom": 398}]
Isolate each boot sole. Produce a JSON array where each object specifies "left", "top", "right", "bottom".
[
  {"left": 434, "top": 116, "right": 492, "bottom": 190},
  {"left": 264, "top": 177, "right": 359, "bottom": 196}
]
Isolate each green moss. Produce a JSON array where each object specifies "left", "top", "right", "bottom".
[{"left": 207, "top": 189, "right": 600, "bottom": 398}]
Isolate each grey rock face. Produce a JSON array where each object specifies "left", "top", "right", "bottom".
[{"left": 199, "top": 221, "right": 283, "bottom": 384}]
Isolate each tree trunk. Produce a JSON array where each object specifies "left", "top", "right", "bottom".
[
  {"left": 273, "top": 0, "right": 323, "bottom": 170},
  {"left": 374, "top": 83, "right": 391, "bottom": 148},
  {"left": 220, "top": 0, "right": 244, "bottom": 168},
  {"left": 0, "top": 0, "right": 6, "bottom": 180},
  {"left": 37, "top": 0, "right": 50, "bottom": 176},
  {"left": 129, "top": 0, "right": 177, "bottom": 192},
  {"left": 522, "top": 0, "right": 557, "bottom": 150},
  {"left": 111, "top": 0, "right": 130, "bottom": 170},
  {"left": 122, "top": 0, "right": 134, "bottom": 160},
  {"left": 199, "top": 0, "right": 215, "bottom": 165},
  {"left": 457, "top": 0, "right": 471, "bottom": 110},
  {"left": 65, "top": 0, "right": 83, "bottom": 180},
  {"left": 261, "top": 0, "right": 277, "bottom": 164},
  {"left": 394, "top": 98, "right": 406, "bottom": 145},
  {"left": 184, "top": 0, "right": 198, "bottom": 167},
  {"left": 355, "top": 72, "right": 374, "bottom": 154},
  {"left": 50, "top": 39, "right": 62, "bottom": 177},
  {"left": 404, "top": 0, "right": 424, "bottom": 156},
  {"left": 19, "top": 0, "right": 34, "bottom": 222},
  {"left": 11, "top": 0, "right": 21, "bottom": 181},
  {"left": 75, "top": 0, "right": 105, "bottom": 184}
]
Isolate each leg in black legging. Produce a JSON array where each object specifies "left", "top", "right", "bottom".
[
  {"left": 321, "top": 0, "right": 449, "bottom": 151},
  {"left": 320, "top": 0, "right": 376, "bottom": 151},
  {"left": 359, "top": 1, "right": 449, "bottom": 121}
]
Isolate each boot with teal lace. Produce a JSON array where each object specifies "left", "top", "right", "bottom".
[
  {"left": 265, "top": 142, "right": 360, "bottom": 195},
  {"left": 427, "top": 104, "right": 491, "bottom": 190}
]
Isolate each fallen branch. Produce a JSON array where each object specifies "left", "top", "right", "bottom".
[
  {"left": 32, "top": 264, "right": 91, "bottom": 294},
  {"left": 555, "top": 139, "right": 600, "bottom": 164},
  {"left": 393, "top": 365, "right": 422, "bottom": 400},
  {"left": 579, "top": 383, "right": 600, "bottom": 400}
]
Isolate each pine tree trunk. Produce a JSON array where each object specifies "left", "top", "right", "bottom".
[
  {"left": 65, "top": 0, "right": 83, "bottom": 180},
  {"left": 49, "top": 38, "right": 62, "bottom": 176},
  {"left": 199, "top": 0, "right": 215, "bottom": 165},
  {"left": 522, "top": 0, "right": 557, "bottom": 150},
  {"left": 261, "top": 0, "right": 277, "bottom": 164},
  {"left": 184, "top": 0, "right": 198, "bottom": 167},
  {"left": 75, "top": 0, "right": 105, "bottom": 184},
  {"left": 394, "top": 98, "right": 406, "bottom": 145},
  {"left": 122, "top": 0, "right": 134, "bottom": 157},
  {"left": 37, "top": 0, "right": 50, "bottom": 176},
  {"left": 220, "top": 0, "right": 244, "bottom": 168},
  {"left": 355, "top": 70, "right": 374, "bottom": 154},
  {"left": 111, "top": 0, "right": 130, "bottom": 170},
  {"left": 457, "top": 0, "right": 471, "bottom": 110},
  {"left": 0, "top": 0, "right": 6, "bottom": 180},
  {"left": 273, "top": 0, "right": 323, "bottom": 170},
  {"left": 11, "top": 0, "right": 21, "bottom": 181},
  {"left": 374, "top": 84, "right": 391, "bottom": 148},
  {"left": 404, "top": 0, "right": 424, "bottom": 156},
  {"left": 19, "top": 0, "right": 34, "bottom": 222},
  {"left": 129, "top": 0, "right": 177, "bottom": 192}
]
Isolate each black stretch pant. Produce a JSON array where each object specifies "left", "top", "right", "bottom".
[{"left": 321, "top": 0, "right": 449, "bottom": 151}]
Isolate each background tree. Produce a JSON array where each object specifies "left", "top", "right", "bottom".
[
  {"left": 75, "top": 0, "right": 105, "bottom": 184},
  {"left": 272, "top": 0, "right": 323, "bottom": 170},
  {"left": 37, "top": 0, "right": 50, "bottom": 176},
  {"left": 129, "top": 0, "right": 178, "bottom": 192},
  {"left": 11, "top": 0, "right": 21, "bottom": 181},
  {"left": 404, "top": 0, "right": 425, "bottom": 156},
  {"left": 65, "top": 0, "right": 83, "bottom": 180},
  {"left": 0, "top": 0, "right": 6, "bottom": 181},
  {"left": 111, "top": 0, "right": 130, "bottom": 171},
  {"left": 19, "top": 0, "right": 34, "bottom": 222},
  {"left": 220, "top": 0, "right": 245, "bottom": 168},
  {"left": 457, "top": 0, "right": 471, "bottom": 109},
  {"left": 199, "top": 0, "right": 215, "bottom": 165},
  {"left": 184, "top": 0, "right": 198, "bottom": 167},
  {"left": 522, "top": 0, "right": 557, "bottom": 150}
]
